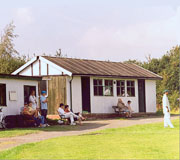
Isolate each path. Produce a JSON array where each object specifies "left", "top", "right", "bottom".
[{"left": 0, "top": 116, "right": 179, "bottom": 151}]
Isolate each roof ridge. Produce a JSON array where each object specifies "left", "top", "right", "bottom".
[{"left": 42, "top": 56, "right": 124, "bottom": 64}]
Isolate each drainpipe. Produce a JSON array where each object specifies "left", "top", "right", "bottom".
[{"left": 69, "top": 75, "right": 73, "bottom": 111}]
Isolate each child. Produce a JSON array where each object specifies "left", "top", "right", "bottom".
[{"left": 126, "top": 100, "right": 133, "bottom": 117}]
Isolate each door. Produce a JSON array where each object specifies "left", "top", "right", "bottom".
[
  {"left": 24, "top": 85, "right": 36, "bottom": 104},
  {"left": 81, "top": 77, "right": 91, "bottom": 112},
  {"left": 138, "top": 79, "right": 146, "bottom": 112}
]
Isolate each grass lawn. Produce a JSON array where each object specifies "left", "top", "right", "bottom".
[{"left": 0, "top": 119, "right": 179, "bottom": 159}]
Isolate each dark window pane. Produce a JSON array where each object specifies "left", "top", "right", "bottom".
[
  {"left": 94, "top": 86, "right": 98, "bottom": 95},
  {"left": 127, "top": 81, "right": 130, "bottom": 86},
  {"left": 99, "top": 80, "right": 102, "bottom": 85},
  {"left": 131, "top": 81, "right": 134, "bottom": 86},
  {"left": 131, "top": 88, "right": 135, "bottom": 96},
  {"left": 117, "top": 81, "right": 120, "bottom": 86},
  {"left": 99, "top": 86, "right": 103, "bottom": 96},
  {"left": 121, "top": 81, "right": 124, "bottom": 86},
  {"left": 117, "top": 87, "right": 120, "bottom": 96},
  {"left": 94, "top": 79, "right": 97, "bottom": 85},
  {"left": 109, "top": 80, "right": 113, "bottom": 86},
  {"left": 105, "top": 80, "right": 108, "bottom": 86},
  {"left": 0, "top": 84, "right": 6, "bottom": 106}
]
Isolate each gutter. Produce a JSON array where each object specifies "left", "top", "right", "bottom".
[{"left": 69, "top": 75, "right": 74, "bottom": 111}]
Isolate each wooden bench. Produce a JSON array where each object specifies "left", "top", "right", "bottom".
[
  {"left": 112, "top": 106, "right": 127, "bottom": 116},
  {"left": 57, "top": 111, "right": 70, "bottom": 125}
]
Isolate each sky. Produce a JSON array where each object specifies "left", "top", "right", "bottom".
[{"left": 0, "top": 0, "right": 179, "bottom": 62}]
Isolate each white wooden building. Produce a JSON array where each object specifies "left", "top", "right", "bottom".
[
  {"left": 12, "top": 56, "right": 162, "bottom": 114},
  {"left": 0, "top": 74, "right": 41, "bottom": 116}
]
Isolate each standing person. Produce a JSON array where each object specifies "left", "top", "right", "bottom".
[
  {"left": 40, "top": 91, "right": 50, "bottom": 126},
  {"left": 162, "top": 90, "right": 174, "bottom": 128},
  {"left": 29, "top": 90, "right": 38, "bottom": 110}
]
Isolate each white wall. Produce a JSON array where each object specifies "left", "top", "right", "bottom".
[
  {"left": 0, "top": 78, "right": 38, "bottom": 116},
  {"left": 145, "top": 80, "right": 156, "bottom": 112},
  {"left": 90, "top": 77, "right": 139, "bottom": 113},
  {"left": 19, "top": 58, "right": 71, "bottom": 76}
]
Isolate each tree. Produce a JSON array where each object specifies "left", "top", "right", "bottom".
[{"left": 0, "top": 22, "right": 26, "bottom": 74}]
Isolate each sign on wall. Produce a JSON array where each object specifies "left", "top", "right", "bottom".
[{"left": 9, "top": 91, "right": 17, "bottom": 101}]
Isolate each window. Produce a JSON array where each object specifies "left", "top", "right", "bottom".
[
  {"left": 0, "top": 84, "right": 6, "bottom": 106},
  {"left": 127, "top": 81, "right": 135, "bottom": 97},
  {"left": 104, "top": 80, "right": 113, "bottom": 96},
  {"left": 117, "top": 80, "right": 125, "bottom": 96},
  {"left": 93, "top": 79, "right": 103, "bottom": 96}
]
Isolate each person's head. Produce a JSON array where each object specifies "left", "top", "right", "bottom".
[
  {"left": 127, "top": 100, "right": 131, "bottom": 104},
  {"left": 59, "top": 103, "right": 64, "bottom": 108},
  {"left": 31, "top": 90, "right": 35, "bottom": 96},
  {"left": 164, "top": 89, "right": 169, "bottom": 95},
  {"left": 36, "top": 107, "right": 40, "bottom": 111},
  {"left": 24, "top": 102, "right": 28, "bottom": 107},
  {"left": 118, "top": 98, "right": 123, "bottom": 103},
  {"left": 28, "top": 102, "right": 32, "bottom": 107},
  {"left": 41, "top": 91, "right": 46, "bottom": 96},
  {"left": 65, "top": 105, "right": 69, "bottom": 110}
]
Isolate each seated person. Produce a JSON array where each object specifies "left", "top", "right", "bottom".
[
  {"left": 57, "top": 103, "right": 81, "bottom": 125},
  {"left": 34, "top": 108, "right": 46, "bottom": 127},
  {"left": 117, "top": 98, "right": 130, "bottom": 118},
  {"left": 23, "top": 102, "right": 44, "bottom": 127},
  {"left": 64, "top": 105, "right": 86, "bottom": 121},
  {"left": 126, "top": 100, "right": 134, "bottom": 118}
]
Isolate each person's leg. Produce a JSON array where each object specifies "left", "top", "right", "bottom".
[
  {"left": 164, "top": 114, "right": 168, "bottom": 128},
  {"left": 167, "top": 116, "right": 174, "bottom": 128},
  {"left": 40, "top": 116, "right": 45, "bottom": 124},
  {"left": 64, "top": 113, "right": 75, "bottom": 124}
]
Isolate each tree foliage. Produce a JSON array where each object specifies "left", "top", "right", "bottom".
[
  {"left": 126, "top": 46, "right": 180, "bottom": 110},
  {"left": 0, "top": 22, "right": 26, "bottom": 74}
]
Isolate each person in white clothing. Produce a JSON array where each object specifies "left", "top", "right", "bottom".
[
  {"left": 29, "top": 90, "right": 38, "bottom": 110},
  {"left": 57, "top": 103, "right": 80, "bottom": 125},
  {"left": 162, "top": 90, "right": 174, "bottom": 128}
]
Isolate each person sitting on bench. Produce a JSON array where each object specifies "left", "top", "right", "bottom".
[
  {"left": 23, "top": 102, "right": 45, "bottom": 127},
  {"left": 57, "top": 103, "right": 81, "bottom": 125},
  {"left": 64, "top": 105, "right": 86, "bottom": 123},
  {"left": 117, "top": 98, "right": 130, "bottom": 118}
]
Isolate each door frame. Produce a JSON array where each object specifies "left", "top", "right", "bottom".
[{"left": 138, "top": 79, "right": 146, "bottom": 112}]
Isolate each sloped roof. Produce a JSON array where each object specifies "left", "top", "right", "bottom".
[{"left": 43, "top": 56, "right": 162, "bottom": 80}]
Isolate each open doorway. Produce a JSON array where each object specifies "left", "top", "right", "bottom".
[
  {"left": 24, "top": 85, "right": 36, "bottom": 104},
  {"left": 81, "top": 77, "right": 91, "bottom": 113}
]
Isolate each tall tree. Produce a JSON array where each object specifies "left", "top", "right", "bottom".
[{"left": 0, "top": 22, "right": 26, "bottom": 74}]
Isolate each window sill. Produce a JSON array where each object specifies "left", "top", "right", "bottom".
[{"left": 0, "top": 106, "right": 7, "bottom": 107}]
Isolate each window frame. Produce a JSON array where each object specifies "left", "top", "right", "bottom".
[
  {"left": 93, "top": 79, "right": 103, "bottom": 96},
  {"left": 0, "top": 83, "right": 7, "bottom": 107},
  {"left": 116, "top": 80, "right": 125, "bottom": 97},
  {"left": 104, "top": 79, "right": 114, "bottom": 96},
  {"left": 126, "top": 80, "right": 135, "bottom": 97}
]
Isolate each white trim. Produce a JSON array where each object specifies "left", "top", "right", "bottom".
[
  {"left": 39, "top": 56, "right": 72, "bottom": 76},
  {"left": 12, "top": 57, "right": 37, "bottom": 75}
]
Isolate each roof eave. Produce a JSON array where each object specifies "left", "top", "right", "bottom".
[{"left": 72, "top": 73, "right": 163, "bottom": 80}]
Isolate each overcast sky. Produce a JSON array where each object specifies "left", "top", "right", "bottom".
[{"left": 0, "top": 0, "right": 179, "bottom": 62}]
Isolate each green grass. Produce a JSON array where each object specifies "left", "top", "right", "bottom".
[{"left": 0, "top": 119, "right": 179, "bottom": 159}]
